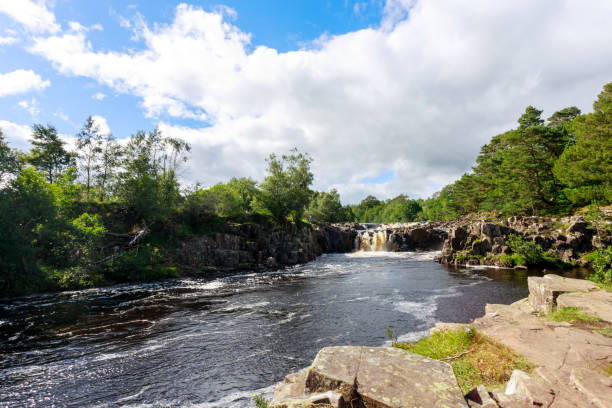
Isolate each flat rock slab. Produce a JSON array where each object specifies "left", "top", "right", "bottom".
[
  {"left": 557, "top": 290, "right": 612, "bottom": 323},
  {"left": 528, "top": 274, "right": 598, "bottom": 314},
  {"left": 305, "top": 346, "right": 468, "bottom": 408}
]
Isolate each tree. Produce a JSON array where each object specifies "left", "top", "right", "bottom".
[
  {"left": 76, "top": 116, "right": 103, "bottom": 201},
  {"left": 553, "top": 83, "right": 612, "bottom": 206},
  {"left": 27, "top": 124, "right": 74, "bottom": 184},
  {"left": 257, "top": 149, "right": 313, "bottom": 224},
  {"left": 0, "top": 128, "right": 20, "bottom": 184},
  {"left": 309, "top": 189, "right": 346, "bottom": 223},
  {"left": 226, "top": 177, "right": 258, "bottom": 214},
  {"left": 96, "top": 134, "right": 123, "bottom": 201}
]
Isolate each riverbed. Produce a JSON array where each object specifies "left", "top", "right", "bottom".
[{"left": 0, "top": 252, "right": 531, "bottom": 407}]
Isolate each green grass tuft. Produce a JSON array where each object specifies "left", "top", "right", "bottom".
[
  {"left": 547, "top": 307, "right": 600, "bottom": 324},
  {"left": 597, "top": 327, "right": 612, "bottom": 338},
  {"left": 395, "top": 328, "right": 532, "bottom": 393}
]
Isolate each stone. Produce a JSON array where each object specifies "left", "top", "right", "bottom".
[
  {"left": 270, "top": 391, "right": 345, "bottom": 408},
  {"left": 282, "top": 346, "right": 468, "bottom": 408},
  {"left": 465, "top": 385, "right": 498, "bottom": 407},
  {"left": 567, "top": 217, "right": 588, "bottom": 234},
  {"left": 557, "top": 289, "right": 612, "bottom": 323},
  {"left": 504, "top": 370, "right": 555, "bottom": 407},
  {"left": 527, "top": 274, "right": 598, "bottom": 314},
  {"left": 274, "top": 368, "right": 308, "bottom": 401},
  {"left": 569, "top": 368, "right": 612, "bottom": 408},
  {"left": 430, "top": 322, "right": 469, "bottom": 335}
]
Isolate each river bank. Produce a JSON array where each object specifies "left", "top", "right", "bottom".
[{"left": 269, "top": 274, "right": 612, "bottom": 407}]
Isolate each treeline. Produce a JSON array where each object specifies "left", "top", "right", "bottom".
[
  {"left": 0, "top": 117, "right": 320, "bottom": 296},
  {"left": 419, "top": 82, "right": 612, "bottom": 220}
]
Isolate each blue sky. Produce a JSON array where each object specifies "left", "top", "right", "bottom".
[
  {"left": 1, "top": 1, "right": 611, "bottom": 202},
  {"left": 0, "top": 1, "right": 386, "bottom": 140}
]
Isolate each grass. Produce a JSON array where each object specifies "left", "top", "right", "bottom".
[
  {"left": 597, "top": 327, "right": 612, "bottom": 338},
  {"left": 394, "top": 328, "right": 532, "bottom": 393},
  {"left": 547, "top": 307, "right": 601, "bottom": 324}
]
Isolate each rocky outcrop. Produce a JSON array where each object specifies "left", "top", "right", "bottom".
[
  {"left": 271, "top": 346, "right": 468, "bottom": 408},
  {"left": 438, "top": 275, "right": 612, "bottom": 407},
  {"left": 175, "top": 223, "right": 357, "bottom": 272},
  {"left": 273, "top": 275, "right": 612, "bottom": 408},
  {"left": 174, "top": 221, "right": 447, "bottom": 273},
  {"left": 437, "top": 215, "right": 612, "bottom": 267},
  {"left": 527, "top": 274, "right": 598, "bottom": 314}
]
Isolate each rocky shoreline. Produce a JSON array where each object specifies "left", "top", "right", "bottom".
[{"left": 269, "top": 274, "right": 612, "bottom": 408}]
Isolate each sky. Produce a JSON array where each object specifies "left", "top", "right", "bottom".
[{"left": 0, "top": 0, "right": 611, "bottom": 204}]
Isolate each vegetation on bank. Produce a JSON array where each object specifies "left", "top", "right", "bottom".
[
  {"left": 394, "top": 328, "right": 533, "bottom": 393},
  {"left": 1, "top": 81, "right": 610, "bottom": 297},
  {"left": 417, "top": 82, "right": 612, "bottom": 220}
]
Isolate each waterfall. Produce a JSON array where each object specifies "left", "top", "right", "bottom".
[{"left": 355, "top": 227, "right": 389, "bottom": 252}]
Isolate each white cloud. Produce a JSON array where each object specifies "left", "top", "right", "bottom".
[
  {"left": 27, "top": 1, "right": 612, "bottom": 201},
  {"left": 0, "top": 69, "right": 50, "bottom": 97},
  {"left": 0, "top": 120, "right": 31, "bottom": 150},
  {"left": 0, "top": 0, "right": 60, "bottom": 34},
  {"left": 92, "top": 92, "right": 107, "bottom": 100},
  {"left": 18, "top": 98, "right": 40, "bottom": 116},
  {"left": 91, "top": 115, "right": 111, "bottom": 135},
  {"left": 0, "top": 35, "right": 18, "bottom": 45}
]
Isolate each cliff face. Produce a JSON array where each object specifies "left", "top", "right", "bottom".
[
  {"left": 175, "top": 223, "right": 358, "bottom": 272},
  {"left": 437, "top": 215, "right": 612, "bottom": 267},
  {"left": 174, "top": 222, "right": 448, "bottom": 272}
]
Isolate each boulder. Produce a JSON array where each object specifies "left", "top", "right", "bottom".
[
  {"left": 275, "top": 346, "right": 468, "bottom": 408},
  {"left": 527, "top": 274, "right": 598, "bottom": 314},
  {"left": 570, "top": 368, "right": 612, "bottom": 408},
  {"left": 557, "top": 290, "right": 612, "bottom": 323},
  {"left": 567, "top": 217, "right": 588, "bottom": 234}
]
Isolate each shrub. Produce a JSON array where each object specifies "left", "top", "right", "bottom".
[
  {"left": 253, "top": 393, "right": 270, "bottom": 408},
  {"left": 506, "top": 234, "right": 543, "bottom": 265},
  {"left": 586, "top": 246, "right": 612, "bottom": 284}
]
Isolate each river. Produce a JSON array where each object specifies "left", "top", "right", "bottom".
[{"left": 0, "top": 251, "right": 533, "bottom": 407}]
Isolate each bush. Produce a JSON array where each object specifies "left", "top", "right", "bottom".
[
  {"left": 586, "top": 246, "right": 612, "bottom": 284},
  {"left": 506, "top": 234, "right": 543, "bottom": 265}
]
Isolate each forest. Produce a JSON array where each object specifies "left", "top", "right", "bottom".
[{"left": 0, "top": 82, "right": 610, "bottom": 297}]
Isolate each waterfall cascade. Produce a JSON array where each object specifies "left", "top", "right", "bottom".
[{"left": 354, "top": 226, "right": 390, "bottom": 252}]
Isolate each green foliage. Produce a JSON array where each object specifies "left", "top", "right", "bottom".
[
  {"left": 395, "top": 329, "right": 532, "bottom": 393},
  {"left": 308, "top": 188, "right": 353, "bottom": 223},
  {"left": 0, "top": 128, "right": 20, "bottom": 184},
  {"left": 349, "top": 194, "right": 422, "bottom": 223},
  {"left": 27, "top": 123, "right": 74, "bottom": 184},
  {"left": 506, "top": 234, "right": 543, "bottom": 266},
  {"left": 256, "top": 148, "right": 314, "bottom": 224},
  {"left": 418, "top": 83, "right": 611, "bottom": 220},
  {"left": 553, "top": 84, "right": 612, "bottom": 206},
  {"left": 547, "top": 307, "right": 601, "bottom": 324},
  {"left": 586, "top": 246, "right": 612, "bottom": 284},
  {"left": 253, "top": 393, "right": 270, "bottom": 408}
]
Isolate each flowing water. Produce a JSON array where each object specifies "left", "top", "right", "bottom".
[{"left": 0, "top": 251, "right": 535, "bottom": 407}]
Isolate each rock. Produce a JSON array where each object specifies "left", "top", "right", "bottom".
[
  {"left": 265, "top": 256, "right": 278, "bottom": 268},
  {"left": 570, "top": 368, "right": 612, "bottom": 408},
  {"left": 567, "top": 217, "right": 588, "bottom": 234},
  {"left": 271, "top": 391, "right": 345, "bottom": 408},
  {"left": 279, "top": 346, "right": 468, "bottom": 408},
  {"left": 504, "top": 370, "right": 556, "bottom": 407},
  {"left": 465, "top": 385, "right": 498, "bottom": 407},
  {"left": 274, "top": 368, "right": 308, "bottom": 401},
  {"left": 481, "top": 223, "right": 502, "bottom": 239},
  {"left": 557, "top": 290, "right": 612, "bottom": 323},
  {"left": 527, "top": 274, "right": 598, "bottom": 314}
]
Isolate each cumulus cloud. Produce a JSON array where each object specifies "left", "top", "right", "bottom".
[
  {"left": 26, "top": 0, "right": 612, "bottom": 202},
  {"left": 91, "top": 115, "right": 111, "bottom": 135},
  {"left": 0, "top": 69, "right": 50, "bottom": 97},
  {"left": 0, "top": 0, "right": 60, "bottom": 34}
]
